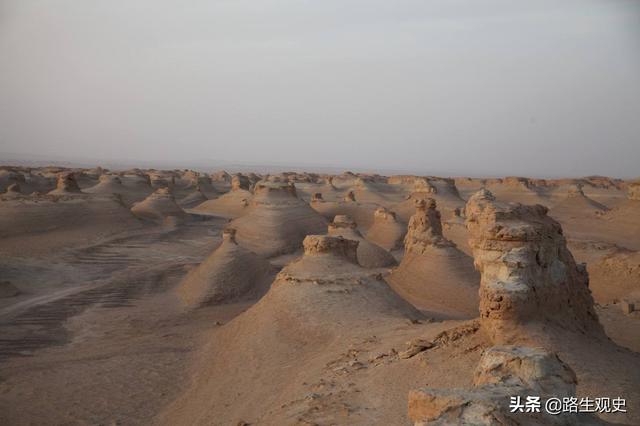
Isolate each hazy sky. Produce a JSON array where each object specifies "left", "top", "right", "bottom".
[{"left": 1, "top": 1, "right": 639, "bottom": 177}]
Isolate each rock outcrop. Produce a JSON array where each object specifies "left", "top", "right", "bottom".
[
  {"left": 48, "top": 172, "right": 83, "bottom": 195},
  {"left": 176, "top": 228, "right": 276, "bottom": 308},
  {"left": 628, "top": 181, "right": 640, "bottom": 201},
  {"left": 366, "top": 207, "right": 406, "bottom": 251},
  {"left": 408, "top": 345, "right": 606, "bottom": 425},
  {"left": 191, "top": 174, "right": 253, "bottom": 219},
  {"left": 327, "top": 215, "right": 397, "bottom": 268},
  {"left": 465, "top": 189, "right": 604, "bottom": 344},
  {"left": 387, "top": 199, "right": 479, "bottom": 317},
  {"left": 179, "top": 185, "right": 208, "bottom": 208},
  {"left": 231, "top": 174, "right": 251, "bottom": 191}
]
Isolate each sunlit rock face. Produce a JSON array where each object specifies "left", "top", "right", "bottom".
[{"left": 465, "top": 189, "right": 604, "bottom": 345}]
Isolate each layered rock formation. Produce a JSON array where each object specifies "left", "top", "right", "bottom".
[
  {"left": 48, "top": 172, "right": 83, "bottom": 195},
  {"left": 387, "top": 199, "right": 479, "bottom": 317},
  {"left": 366, "top": 207, "right": 406, "bottom": 251},
  {"left": 465, "top": 189, "right": 604, "bottom": 344},
  {"left": 191, "top": 174, "right": 253, "bottom": 219},
  {"left": 130, "top": 187, "right": 186, "bottom": 224},
  {"left": 408, "top": 346, "right": 606, "bottom": 425},
  {"left": 327, "top": 215, "right": 397, "bottom": 268},
  {"left": 176, "top": 228, "right": 275, "bottom": 309},
  {"left": 311, "top": 190, "right": 378, "bottom": 231},
  {"left": 628, "top": 181, "right": 640, "bottom": 201},
  {"left": 550, "top": 184, "right": 608, "bottom": 217},
  {"left": 229, "top": 181, "right": 327, "bottom": 257},
  {"left": 179, "top": 185, "right": 208, "bottom": 208},
  {"left": 84, "top": 174, "right": 124, "bottom": 194}
]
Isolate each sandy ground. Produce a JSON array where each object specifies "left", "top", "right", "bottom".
[{"left": 0, "top": 170, "right": 638, "bottom": 425}]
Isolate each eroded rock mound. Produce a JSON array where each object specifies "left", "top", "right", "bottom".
[
  {"left": 176, "top": 228, "right": 275, "bottom": 308},
  {"left": 327, "top": 215, "right": 397, "bottom": 268},
  {"left": 628, "top": 181, "right": 640, "bottom": 201},
  {"left": 408, "top": 346, "right": 605, "bottom": 425},
  {"left": 191, "top": 175, "right": 253, "bottom": 218},
  {"left": 130, "top": 187, "right": 186, "bottom": 224},
  {"left": 229, "top": 181, "right": 327, "bottom": 257},
  {"left": 387, "top": 199, "right": 479, "bottom": 317},
  {"left": 48, "top": 172, "right": 82, "bottom": 195},
  {"left": 465, "top": 189, "right": 604, "bottom": 344},
  {"left": 162, "top": 235, "right": 422, "bottom": 425},
  {"left": 366, "top": 207, "right": 406, "bottom": 251},
  {"left": 179, "top": 185, "right": 208, "bottom": 208}
]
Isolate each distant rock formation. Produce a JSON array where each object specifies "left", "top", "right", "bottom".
[
  {"left": 366, "top": 207, "right": 405, "bottom": 251},
  {"left": 231, "top": 174, "right": 251, "bottom": 191},
  {"left": 551, "top": 184, "right": 608, "bottom": 215},
  {"left": 404, "top": 199, "right": 453, "bottom": 251},
  {"left": 412, "top": 178, "right": 436, "bottom": 194},
  {"left": 179, "top": 185, "right": 208, "bottom": 208},
  {"left": 211, "top": 170, "right": 231, "bottom": 182},
  {"left": 628, "top": 181, "right": 640, "bottom": 201},
  {"left": 48, "top": 172, "right": 83, "bottom": 195},
  {"left": 408, "top": 346, "right": 606, "bottom": 425},
  {"left": 176, "top": 228, "right": 275, "bottom": 309},
  {"left": 130, "top": 187, "right": 186, "bottom": 224},
  {"left": 327, "top": 215, "right": 397, "bottom": 268},
  {"left": 3, "top": 183, "right": 22, "bottom": 197},
  {"left": 84, "top": 174, "right": 124, "bottom": 194},
  {"left": 387, "top": 198, "right": 479, "bottom": 317},
  {"left": 465, "top": 189, "right": 604, "bottom": 344}
]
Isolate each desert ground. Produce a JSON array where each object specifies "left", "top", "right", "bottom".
[{"left": 0, "top": 166, "right": 638, "bottom": 425}]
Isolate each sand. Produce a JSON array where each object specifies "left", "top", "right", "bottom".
[{"left": 0, "top": 166, "right": 638, "bottom": 426}]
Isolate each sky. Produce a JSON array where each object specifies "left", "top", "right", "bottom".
[{"left": 1, "top": 0, "right": 639, "bottom": 177}]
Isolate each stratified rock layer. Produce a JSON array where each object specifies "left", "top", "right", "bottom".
[
  {"left": 48, "top": 172, "right": 83, "bottom": 195},
  {"left": 408, "top": 345, "right": 606, "bottom": 426},
  {"left": 465, "top": 189, "right": 604, "bottom": 344},
  {"left": 229, "top": 182, "right": 327, "bottom": 257},
  {"left": 327, "top": 215, "right": 397, "bottom": 268},
  {"left": 130, "top": 188, "right": 186, "bottom": 224}
]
